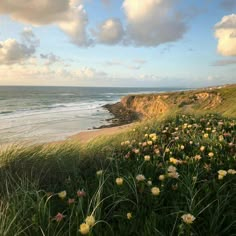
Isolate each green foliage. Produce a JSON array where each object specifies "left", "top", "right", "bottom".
[{"left": 0, "top": 114, "right": 235, "bottom": 235}]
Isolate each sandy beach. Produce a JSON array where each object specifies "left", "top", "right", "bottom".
[{"left": 67, "top": 123, "right": 135, "bottom": 144}]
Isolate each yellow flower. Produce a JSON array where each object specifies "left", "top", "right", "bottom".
[
  {"left": 159, "top": 175, "right": 165, "bottom": 181},
  {"left": 228, "top": 169, "right": 236, "bottom": 175},
  {"left": 219, "top": 135, "right": 224, "bottom": 141},
  {"left": 116, "top": 177, "right": 124, "bottom": 186},
  {"left": 165, "top": 148, "right": 170, "bottom": 153},
  {"left": 200, "top": 146, "right": 205, "bottom": 152},
  {"left": 144, "top": 155, "right": 151, "bottom": 161},
  {"left": 218, "top": 170, "right": 227, "bottom": 177},
  {"left": 58, "top": 191, "right": 67, "bottom": 200},
  {"left": 218, "top": 174, "right": 224, "bottom": 180},
  {"left": 147, "top": 140, "right": 153, "bottom": 145},
  {"left": 181, "top": 213, "right": 196, "bottom": 224},
  {"left": 151, "top": 187, "right": 160, "bottom": 196},
  {"left": 169, "top": 157, "right": 178, "bottom": 165},
  {"left": 203, "top": 133, "right": 209, "bottom": 138},
  {"left": 127, "top": 212, "right": 132, "bottom": 220},
  {"left": 79, "top": 223, "right": 90, "bottom": 235},
  {"left": 208, "top": 152, "right": 214, "bottom": 158},
  {"left": 85, "top": 215, "right": 95, "bottom": 227}
]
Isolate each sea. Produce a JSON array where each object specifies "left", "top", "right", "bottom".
[{"left": 0, "top": 86, "right": 185, "bottom": 145}]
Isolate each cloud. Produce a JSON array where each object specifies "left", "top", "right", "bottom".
[
  {"left": 0, "top": 0, "right": 92, "bottom": 47},
  {"left": 122, "top": 0, "right": 187, "bottom": 46},
  {"left": 212, "top": 59, "right": 236, "bottom": 66},
  {"left": 220, "top": 0, "right": 236, "bottom": 11},
  {"left": 0, "top": 29, "right": 38, "bottom": 65},
  {"left": 40, "top": 53, "right": 61, "bottom": 65},
  {"left": 94, "top": 18, "right": 124, "bottom": 45},
  {"left": 215, "top": 14, "right": 236, "bottom": 56},
  {"left": 74, "top": 67, "right": 107, "bottom": 79}
]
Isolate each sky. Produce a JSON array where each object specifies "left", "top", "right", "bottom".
[{"left": 0, "top": 0, "right": 235, "bottom": 87}]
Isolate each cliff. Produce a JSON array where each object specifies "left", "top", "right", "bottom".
[{"left": 109, "top": 84, "right": 236, "bottom": 121}]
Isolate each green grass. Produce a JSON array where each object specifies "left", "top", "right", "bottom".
[{"left": 0, "top": 113, "right": 236, "bottom": 235}]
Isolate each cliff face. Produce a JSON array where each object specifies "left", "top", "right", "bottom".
[{"left": 119, "top": 84, "right": 236, "bottom": 119}]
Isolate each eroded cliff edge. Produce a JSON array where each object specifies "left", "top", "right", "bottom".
[{"left": 103, "top": 84, "right": 236, "bottom": 127}]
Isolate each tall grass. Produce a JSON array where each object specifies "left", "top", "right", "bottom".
[{"left": 0, "top": 113, "right": 235, "bottom": 235}]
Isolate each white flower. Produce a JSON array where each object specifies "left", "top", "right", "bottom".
[
  {"left": 181, "top": 213, "right": 196, "bottom": 224},
  {"left": 136, "top": 174, "right": 145, "bottom": 182}
]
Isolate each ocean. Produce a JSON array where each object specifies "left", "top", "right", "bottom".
[{"left": 0, "top": 86, "right": 184, "bottom": 144}]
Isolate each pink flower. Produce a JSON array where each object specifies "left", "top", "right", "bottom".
[
  {"left": 68, "top": 198, "right": 75, "bottom": 204},
  {"left": 77, "top": 190, "right": 86, "bottom": 197},
  {"left": 54, "top": 213, "right": 65, "bottom": 222}
]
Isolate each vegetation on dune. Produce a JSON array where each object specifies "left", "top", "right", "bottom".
[{"left": 0, "top": 114, "right": 236, "bottom": 235}]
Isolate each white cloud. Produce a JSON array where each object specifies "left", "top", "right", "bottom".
[
  {"left": 0, "top": 29, "right": 38, "bottom": 64},
  {"left": 215, "top": 14, "right": 236, "bottom": 56},
  {"left": 94, "top": 18, "right": 124, "bottom": 45},
  {"left": 0, "top": 0, "right": 91, "bottom": 47},
  {"left": 74, "top": 67, "right": 107, "bottom": 79},
  {"left": 122, "top": 0, "right": 187, "bottom": 46}
]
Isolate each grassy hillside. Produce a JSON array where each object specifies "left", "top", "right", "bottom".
[
  {"left": 120, "top": 84, "right": 236, "bottom": 119},
  {"left": 0, "top": 113, "right": 235, "bottom": 235}
]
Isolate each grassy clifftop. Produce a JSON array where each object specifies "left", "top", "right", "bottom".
[{"left": 120, "top": 84, "right": 236, "bottom": 119}]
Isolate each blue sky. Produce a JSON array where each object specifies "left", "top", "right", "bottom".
[{"left": 0, "top": 0, "right": 235, "bottom": 87}]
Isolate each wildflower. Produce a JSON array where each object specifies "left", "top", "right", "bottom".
[
  {"left": 203, "top": 133, "right": 209, "bottom": 138},
  {"left": 180, "top": 145, "right": 185, "bottom": 150},
  {"left": 133, "top": 148, "right": 140, "bottom": 154},
  {"left": 136, "top": 174, "right": 146, "bottom": 182},
  {"left": 121, "top": 142, "right": 125, "bottom": 146},
  {"left": 200, "top": 146, "right": 205, "bottom": 152},
  {"left": 208, "top": 152, "right": 214, "bottom": 158},
  {"left": 96, "top": 170, "right": 103, "bottom": 176},
  {"left": 218, "top": 175, "right": 224, "bottom": 180},
  {"left": 151, "top": 187, "right": 160, "bottom": 196},
  {"left": 219, "top": 135, "right": 224, "bottom": 141},
  {"left": 181, "top": 214, "right": 196, "bottom": 224},
  {"left": 125, "top": 140, "right": 130, "bottom": 145},
  {"left": 132, "top": 129, "right": 136, "bottom": 132},
  {"left": 58, "top": 191, "right": 67, "bottom": 200},
  {"left": 218, "top": 170, "right": 227, "bottom": 177},
  {"left": 189, "top": 141, "right": 193, "bottom": 145},
  {"left": 77, "top": 190, "right": 86, "bottom": 197},
  {"left": 127, "top": 212, "right": 132, "bottom": 220},
  {"left": 85, "top": 215, "right": 95, "bottom": 227},
  {"left": 159, "top": 175, "right": 165, "bottom": 181},
  {"left": 79, "top": 223, "right": 90, "bottom": 235},
  {"left": 168, "top": 165, "right": 176, "bottom": 173},
  {"left": 68, "top": 198, "right": 75, "bottom": 205},
  {"left": 54, "top": 213, "right": 65, "bottom": 222},
  {"left": 154, "top": 148, "right": 160, "bottom": 154},
  {"left": 194, "top": 155, "right": 201, "bottom": 161},
  {"left": 147, "top": 140, "right": 153, "bottom": 145},
  {"left": 145, "top": 134, "right": 148, "bottom": 137},
  {"left": 228, "top": 169, "right": 236, "bottom": 175},
  {"left": 168, "top": 172, "right": 180, "bottom": 179},
  {"left": 165, "top": 148, "right": 170, "bottom": 153},
  {"left": 144, "top": 155, "right": 151, "bottom": 161},
  {"left": 147, "top": 180, "right": 152, "bottom": 186},
  {"left": 169, "top": 157, "right": 178, "bottom": 165},
  {"left": 116, "top": 177, "right": 124, "bottom": 186},
  {"left": 142, "top": 142, "right": 147, "bottom": 147}
]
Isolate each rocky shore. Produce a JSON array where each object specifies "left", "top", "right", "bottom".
[{"left": 94, "top": 102, "right": 140, "bottom": 129}]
